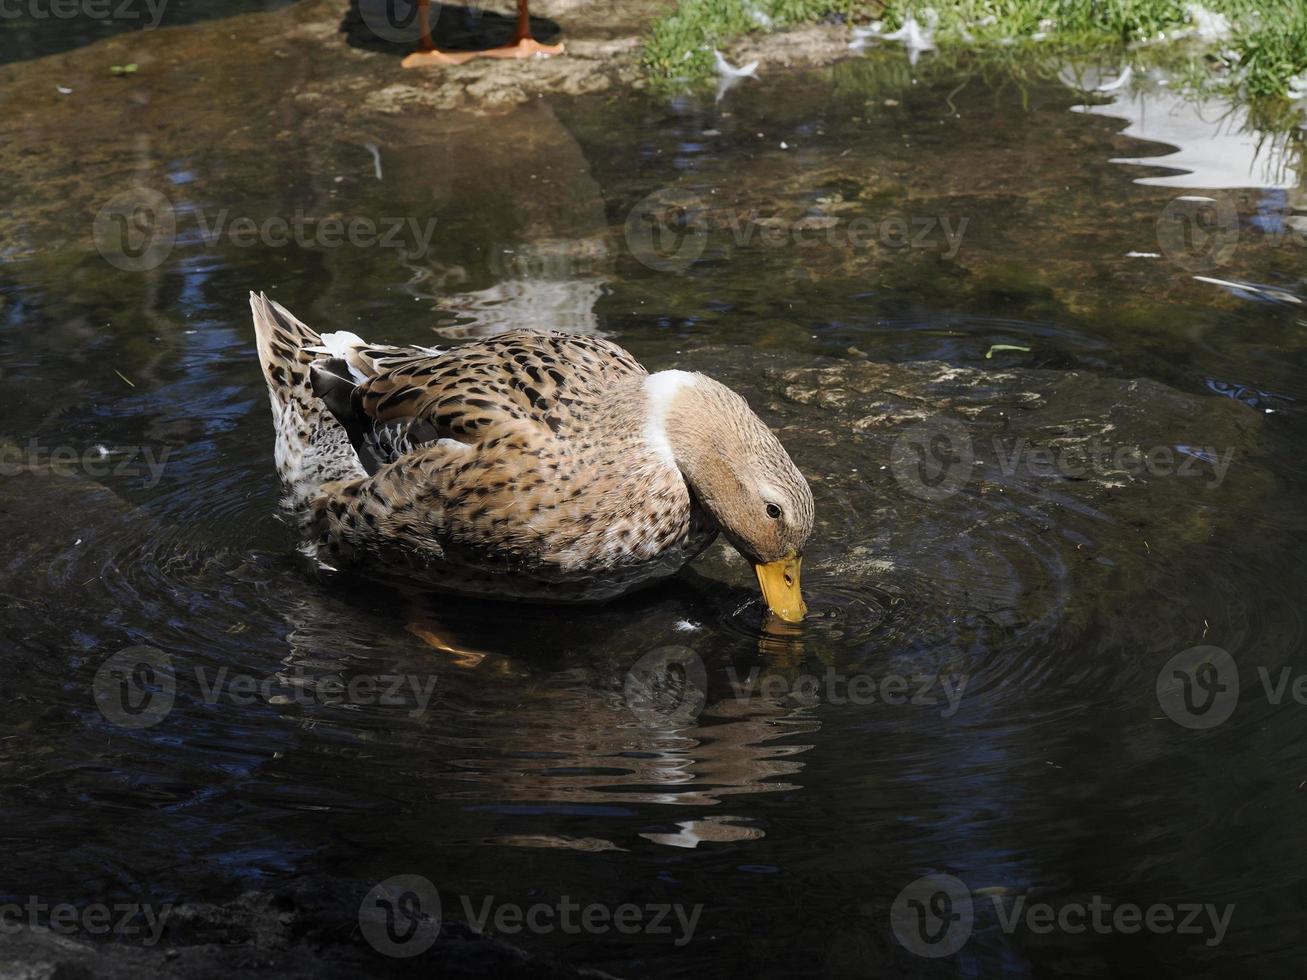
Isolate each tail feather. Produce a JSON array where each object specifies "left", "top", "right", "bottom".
[
  {"left": 251, "top": 290, "right": 322, "bottom": 405},
  {"left": 249, "top": 291, "right": 367, "bottom": 513}
]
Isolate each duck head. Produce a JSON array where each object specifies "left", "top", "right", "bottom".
[{"left": 646, "top": 371, "right": 815, "bottom": 623}]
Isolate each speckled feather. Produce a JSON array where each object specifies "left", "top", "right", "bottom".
[
  {"left": 251, "top": 292, "right": 717, "bottom": 602},
  {"left": 250, "top": 293, "right": 367, "bottom": 513}
]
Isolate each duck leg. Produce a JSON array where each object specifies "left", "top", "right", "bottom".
[
  {"left": 402, "top": 0, "right": 478, "bottom": 67},
  {"left": 471, "top": 0, "right": 565, "bottom": 58},
  {"left": 402, "top": 0, "right": 563, "bottom": 68}
]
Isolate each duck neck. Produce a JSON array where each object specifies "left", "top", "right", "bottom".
[{"left": 643, "top": 371, "right": 742, "bottom": 518}]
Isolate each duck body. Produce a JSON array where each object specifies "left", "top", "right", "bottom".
[{"left": 252, "top": 292, "right": 720, "bottom": 604}]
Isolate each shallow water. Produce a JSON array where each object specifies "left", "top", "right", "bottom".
[{"left": 2, "top": 27, "right": 1307, "bottom": 979}]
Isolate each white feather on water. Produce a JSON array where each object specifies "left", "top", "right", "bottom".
[
  {"left": 713, "top": 50, "right": 758, "bottom": 79},
  {"left": 880, "top": 14, "right": 936, "bottom": 67},
  {"left": 848, "top": 20, "right": 882, "bottom": 49},
  {"left": 1095, "top": 65, "right": 1133, "bottom": 92},
  {"left": 363, "top": 143, "right": 382, "bottom": 181},
  {"left": 713, "top": 49, "right": 758, "bottom": 102}
]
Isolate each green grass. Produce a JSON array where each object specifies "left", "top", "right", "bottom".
[
  {"left": 643, "top": 0, "right": 1307, "bottom": 102},
  {"left": 644, "top": 1, "right": 880, "bottom": 78},
  {"left": 1235, "top": 2, "right": 1307, "bottom": 96}
]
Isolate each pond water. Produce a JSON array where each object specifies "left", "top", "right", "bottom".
[{"left": 2, "top": 27, "right": 1307, "bottom": 979}]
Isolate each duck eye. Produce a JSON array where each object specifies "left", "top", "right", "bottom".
[{"left": 765, "top": 503, "right": 782, "bottom": 520}]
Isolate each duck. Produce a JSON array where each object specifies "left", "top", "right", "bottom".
[
  {"left": 250, "top": 292, "right": 813, "bottom": 622},
  {"left": 402, "top": 0, "right": 564, "bottom": 68}
]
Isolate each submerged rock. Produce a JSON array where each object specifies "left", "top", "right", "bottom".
[
  {"left": 687, "top": 350, "right": 1266, "bottom": 648},
  {"left": 0, "top": 882, "right": 617, "bottom": 978}
]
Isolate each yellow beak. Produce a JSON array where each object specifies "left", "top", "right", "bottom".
[{"left": 754, "top": 555, "right": 806, "bottom": 624}]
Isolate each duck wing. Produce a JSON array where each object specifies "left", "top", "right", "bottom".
[{"left": 310, "top": 330, "right": 646, "bottom": 476}]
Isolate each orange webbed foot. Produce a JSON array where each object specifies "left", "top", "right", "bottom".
[
  {"left": 475, "top": 37, "right": 564, "bottom": 59},
  {"left": 401, "top": 48, "right": 480, "bottom": 68}
]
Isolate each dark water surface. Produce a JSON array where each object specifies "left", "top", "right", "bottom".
[
  {"left": 0, "top": 0, "right": 296, "bottom": 65},
  {"left": 2, "top": 26, "right": 1307, "bottom": 979}
]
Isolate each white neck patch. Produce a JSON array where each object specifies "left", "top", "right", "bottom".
[
  {"left": 307, "top": 330, "right": 369, "bottom": 382},
  {"left": 643, "top": 370, "right": 697, "bottom": 467}
]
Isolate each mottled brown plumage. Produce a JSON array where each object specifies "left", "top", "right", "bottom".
[{"left": 250, "top": 292, "right": 814, "bottom": 618}]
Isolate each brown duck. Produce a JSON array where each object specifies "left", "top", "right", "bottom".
[{"left": 251, "top": 292, "right": 813, "bottom": 621}]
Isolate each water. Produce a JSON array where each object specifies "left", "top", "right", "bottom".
[
  {"left": 0, "top": 0, "right": 295, "bottom": 65},
  {"left": 2, "top": 26, "right": 1307, "bottom": 978}
]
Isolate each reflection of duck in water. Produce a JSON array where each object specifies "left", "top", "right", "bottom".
[
  {"left": 250, "top": 292, "right": 814, "bottom": 621},
  {"left": 403, "top": 0, "right": 564, "bottom": 68},
  {"left": 266, "top": 586, "right": 820, "bottom": 846},
  {"left": 412, "top": 236, "right": 610, "bottom": 339},
  {"left": 345, "top": 100, "right": 612, "bottom": 338},
  {"left": 432, "top": 274, "right": 608, "bottom": 339}
]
